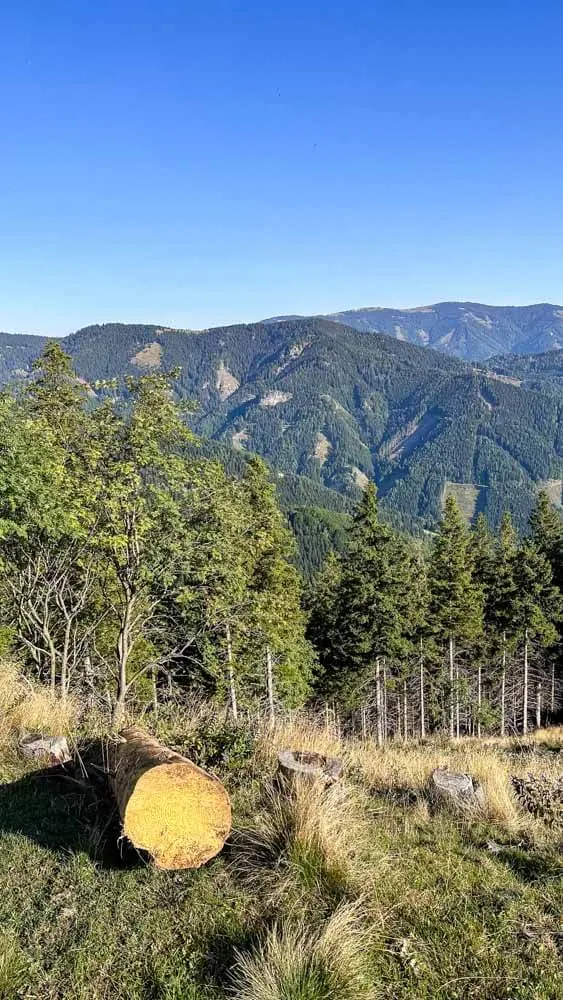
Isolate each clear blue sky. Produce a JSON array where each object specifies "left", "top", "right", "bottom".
[{"left": 2, "top": 1, "right": 563, "bottom": 335}]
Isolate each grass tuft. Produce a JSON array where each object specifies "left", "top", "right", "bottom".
[
  {"left": 233, "top": 778, "right": 375, "bottom": 906},
  {"left": 230, "top": 900, "right": 377, "bottom": 1000}
]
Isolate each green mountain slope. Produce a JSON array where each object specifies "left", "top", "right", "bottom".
[
  {"left": 0, "top": 331, "right": 50, "bottom": 382},
  {"left": 482, "top": 349, "right": 563, "bottom": 393},
  {"left": 266, "top": 302, "right": 563, "bottom": 361},
  {"left": 0, "top": 318, "right": 561, "bottom": 533}
]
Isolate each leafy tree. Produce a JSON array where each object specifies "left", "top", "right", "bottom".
[
  {"left": 90, "top": 371, "right": 198, "bottom": 726},
  {"left": 0, "top": 346, "right": 101, "bottom": 695}
]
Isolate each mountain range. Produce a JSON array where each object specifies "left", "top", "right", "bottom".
[
  {"left": 0, "top": 313, "right": 561, "bottom": 544},
  {"left": 268, "top": 301, "right": 563, "bottom": 361}
]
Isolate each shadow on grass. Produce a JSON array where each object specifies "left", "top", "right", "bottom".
[
  {"left": 0, "top": 739, "right": 142, "bottom": 869},
  {"left": 498, "top": 846, "right": 563, "bottom": 884}
]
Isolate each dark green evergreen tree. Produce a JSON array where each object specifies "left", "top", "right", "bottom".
[
  {"left": 529, "top": 490, "right": 563, "bottom": 591},
  {"left": 428, "top": 496, "right": 483, "bottom": 736},
  {"left": 321, "top": 483, "right": 415, "bottom": 709}
]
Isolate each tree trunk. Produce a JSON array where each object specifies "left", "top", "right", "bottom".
[
  {"left": 551, "top": 662, "right": 555, "bottom": 715},
  {"left": 375, "top": 657, "right": 383, "bottom": 747},
  {"left": 152, "top": 665, "right": 159, "bottom": 717},
  {"left": 115, "top": 591, "right": 134, "bottom": 727},
  {"left": 111, "top": 696, "right": 127, "bottom": 731},
  {"left": 500, "top": 634, "right": 506, "bottom": 737},
  {"left": 226, "top": 623, "right": 238, "bottom": 723},
  {"left": 477, "top": 663, "right": 482, "bottom": 740},
  {"left": 60, "top": 620, "right": 72, "bottom": 700},
  {"left": 420, "top": 638, "right": 426, "bottom": 739},
  {"left": 522, "top": 629, "right": 529, "bottom": 736},
  {"left": 266, "top": 646, "right": 275, "bottom": 726},
  {"left": 403, "top": 679, "right": 408, "bottom": 744},
  {"left": 455, "top": 661, "right": 460, "bottom": 739},
  {"left": 396, "top": 694, "right": 401, "bottom": 740},
  {"left": 449, "top": 636, "right": 455, "bottom": 738},
  {"left": 382, "top": 659, "right": 388, "bottom": 743},
  {"left": 536, "top": 681, "right": 542, "bottom": 730},
  {"left": 361, "top": 705, "right": 367, "bottom": 741},
  {"left": 110, "top": 728, "right": 231, "bottom": 870}
]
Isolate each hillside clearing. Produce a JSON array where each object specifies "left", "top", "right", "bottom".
[{"left": 0, "top": 705, "right": 561, "bottom": 1000}]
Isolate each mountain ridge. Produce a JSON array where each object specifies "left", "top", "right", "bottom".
[
  {"left": 264, "top": 301, "right": 563, "bottom": 361},
  {"left": 0, "top": 317, "right": 559, "bottom": 535}
]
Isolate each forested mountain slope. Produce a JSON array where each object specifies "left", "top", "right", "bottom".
[
  {"left": 0, "top": 317, "right": 558, "bottom": 534},
  {"left": 484, "top": 349, "right": 563, "bottom": 393},
  {"left": 265, "top": 302, "right": 563, "bottom": 361},
  {"left": 0, "top": 331, "right": 50, "bottom": 382}
]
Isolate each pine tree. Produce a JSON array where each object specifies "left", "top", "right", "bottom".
[
  {"left": 428, "top": 497, "right": 483, "bottom": 737},
  {"left": 487, "top": 512, "right": 520, "bottom": 734},
  {"left": 240, "top": 457, "right": 314, "bottom": 714},
  {"left": 529, "top": 490, "right": 563, "bottom": 590},
  {"left": 322, "top": 483, "right": 415, "bottom": 712}
]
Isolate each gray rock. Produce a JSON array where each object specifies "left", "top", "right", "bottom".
[{"left": 19, "top": 735, "right": 71, "bottom": 765}]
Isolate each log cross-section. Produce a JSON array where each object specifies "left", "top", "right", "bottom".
[{"left": 110, "top": 728, "right": 231, "bottom": 870}]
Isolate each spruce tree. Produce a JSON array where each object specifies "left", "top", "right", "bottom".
[
  {"left": 487, "top": 512, "right": 520, "bottom": 733},
  {"left": 240, "top": 457, "right": 314, "bottom": 713},
  {"left": 512, "top": 538, "right": 561, "bottom": 734},
  {"left": 529, "top": 490, "right": 563, "bottom": 591},
  {"left": 428, "top": 496, "right": 483, "bottom": 737},
  {"left": 323, "top": 483, "right": 414, "bottom": 711},
  {"left": 306, "top": 550, "right": 342, "bottom": 694}
]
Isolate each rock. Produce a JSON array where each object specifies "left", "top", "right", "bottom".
[
  {"left": 19, "top": 735, "right": 71, "bottom": 765},
  {"left": 428, "top": 768, "right": 486, "bottom": 812},
  {"left": 277, "top": 749, "right": 343, "bottom": 786}
]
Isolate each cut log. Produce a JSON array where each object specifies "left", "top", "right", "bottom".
[
  {"left": 428, "top": 768, "right": 485, "bottom": 812},
  {"left": 277, "top": 749, "right": 343, "bottom": 786},
  {"left": 20, "top": 735, "right": 71, "bottom": 765},
  {"left": 110, "top": 728, "right": 231, "bottom": 870}
]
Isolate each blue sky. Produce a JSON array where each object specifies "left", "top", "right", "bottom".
[{"left": 1, "top": 1, "right": 563, "bottom": 335}]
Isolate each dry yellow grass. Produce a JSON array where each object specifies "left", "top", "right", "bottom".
[
  {"left": 256, "top": 714, "right": 346, "bottom": 771},
  {"left": 234, "top": 777, "right": 378, "bottom": 905},
  {"left": 254, "top": 711, "right": 561, "bottom": 837},
  {"left": 0, "top": 661, "right": 79, "bottom": 746}
]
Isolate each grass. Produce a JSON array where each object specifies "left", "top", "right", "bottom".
[
  {"left": 233, "top": 778, "right": 376, "bottom": 909},
  {"left": 0, "top": 661, "right": 79, "bottom": 753},
  {"left": 0, "top": 683, "right": 561, "bottom": 998},
  {"left": 230, "top": 901, "right": 376, "bottom": 1000}
]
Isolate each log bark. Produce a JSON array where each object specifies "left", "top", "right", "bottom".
[{"left": 110, "top": 728, "right": 231, "bottom": 870}]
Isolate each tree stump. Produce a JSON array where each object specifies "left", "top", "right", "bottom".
[
  {"left": 109, "top": 728, "right": 231, "bottom": 870},
  {"left": 428, "top": 768, "right": 485, "bottom": 812},
  {"left": 277, "top": 749, "right": 343, "bottom": 787},
  {"left": 19, "top": 735, "right": 71, "bottom": 765}
]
